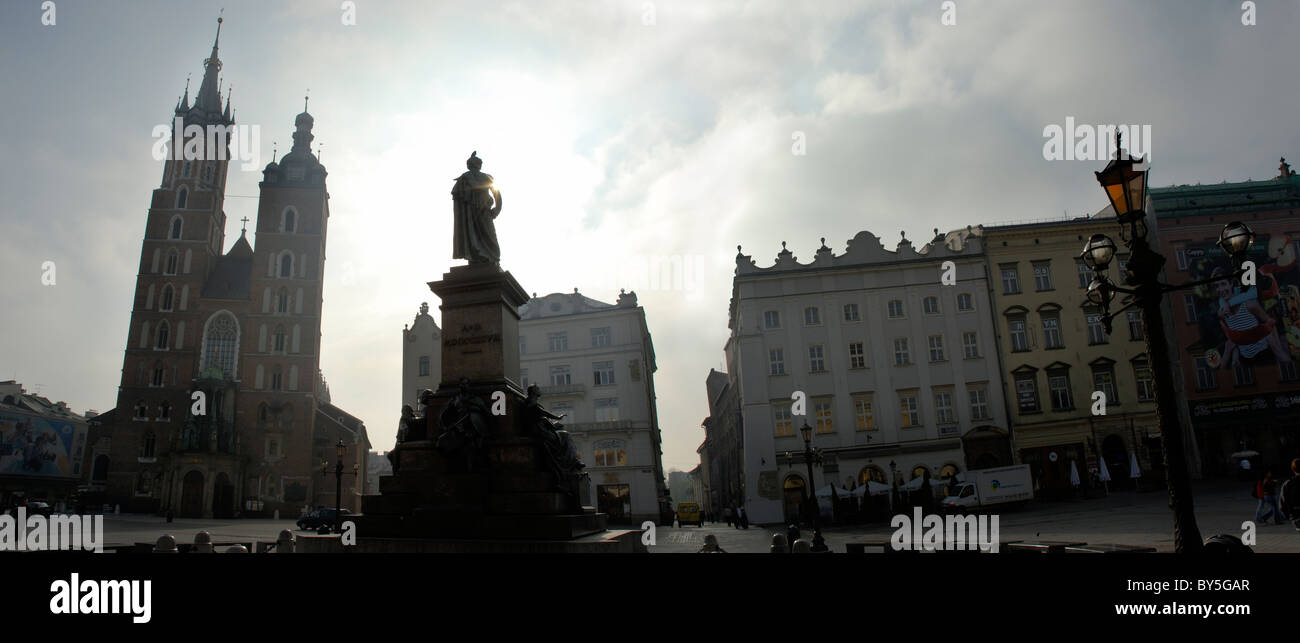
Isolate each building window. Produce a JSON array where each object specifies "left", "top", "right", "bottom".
[
  {"left": 549, "top": 365, "right": 572, "bottom": 386},
  {"left": 277, "top": 288, "right": 289, "bottom": 314},
  {"left": 181, "top": 162, "right": 192, "bottom": 178},
  {"left": 773, "top": 404, "right": 794, "bottom": 437},
  {"left": 803, "top": 306, "right": 821, "bottom": 326},
  {"left": 133, "top": 400, "right": 149, "bottom": 420},
  {"left": 887, "top": 299, "right": 905, "bottom": 318},
  {"left": 176, "top": 187, "right": 188, "bottom": 208},
  {"left": 1127, "top": 311, "right": 1144, "bottom": 341},
  {"left": 814, "top": 399, "right": 833, "bottom": 434},
  {"left": 274, "top": 326, "right": 287, "bottom": 353},
  {"left": 1183, "top": 294, "right": 1198, "bottom": 323},
  {"left": 593, "top": 439, "right": 627, "bottom": 466},
  {"left": 547, "top": 332, "right": 568, "bottom": 352},
  {"left": 1041, "top": 314, "right": 1063, "bottom": 349},
  {"left": 519, "top": 369, "right": 529, "bottom": 388},
  {"left": 853, "top": 394, "right": 875, "bottom": 431},
  {"left": 843, "top": 303, "right": 860, "bottom": 322},
  {"left": 594, "top": 398, "right": 619, "bottom": 422},
  {"left": 808, "top": 345, "right": 825, "bottom": 372},
  {"left": 1233, "top": 361, "right": 1255, "bottom": 387},
  {"left": 1008, "top": 316, "right": 1029, "bottom": 352},
  {"left": 934, "top": 391, "right": 955, "bottom": 425},
  {"left": 769, "top": 348, "right": 785, "bottom": 375},
  {"left": 593, "top": 360, "right": 615, "bottom": 386},
  {"left": 1047, "top": 370, "right": 1072, "bottom": 411},
  {"left": 283, "top": 209, "right": 296, "bottom": 233},
  {"left": 142, "top": 432, "right": 156, "bottom": 458},
  {"left": 1033, "top": 262, "right": 1053, "bottom": 291},
  {"left": 923, "top": 296, "right": 941, "bottom": 315},
  {"left": 764, "top": 310, "right": 781, "bottom": 328},
  {"left": 1077, "top": 262, "right": 1092, "bottom": 289},
  {"left": 201, "top": 313, "right": 238, "bottom": 377},
  {"left": 165, "top": 250, "right": 179, "bottom": 275},
  {"left": 1195, "top": 356, "right": 1217, "bottom": 390},
  {"left": 158, "top": 402, "right": 170, "bottom": 421},
  {"left": 1133, "top": 359, "right": 1155, "bottom": 402},
  {"left": 899, "top": 392, "right": 921, "bottom": 427},
  {"left": 957, "top": 293, "right": 973, "bottom": 311},
  {"left": 1015, "top": 372, "right": 1039, "bottom": 413},
  {"left": 160, "top": 285, "right": 174, "bottom": 311},
  {"left": 170, "top": 217, "right": 183, "bottom": 240},
  {"left": 928, "top": 335, "right": 945, "bottom": 362},
  {"left": 590, "top": 327, "right": 612, "bottom": 348},
  {"left": 1086, "top": 310, "right": 1107, "bottom": 345},
  {"left": 1092, "top": 364, "right": 1118, "bottom": 405},
  {"left": 1000, "top": 264, "right": 1020, "bottom": 294},
  {"left": 418, "top": 355, "right": 430, "bottom": 377},
  {"left": 968, "top": 387, "right": 990, "bottom": 420},
  {"left": 893, "top": 338, "right": 910, "bottom": 366},
  {"left": 270, "top": 368, "right": 283, "bottom": 391},
  {"left": 848, "top": 342, "right": 866, "bottom": 369},
  {"left": 1175, "top": 247, "right": 1188, "bottom": 270},
  {"left": 151, "top": 364, "right": 165, "bottom": 387},
  {"left": 155, "top": 322, "right": 170, "bottom": 350},
  {"left": 962, "top": 331, "right": 979, "bottom": 359}
]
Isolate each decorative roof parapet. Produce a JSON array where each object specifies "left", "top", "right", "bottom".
[{"left": 733, "top": 226, "right": 986, "bottom": 277}]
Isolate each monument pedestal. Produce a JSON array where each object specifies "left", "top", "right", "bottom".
[{"left": 348, "top": 263, "right": 632, "bottom": 552}]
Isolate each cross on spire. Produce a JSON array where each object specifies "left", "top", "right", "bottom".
[
  {"left": 304, "top": 89, "right": 310, "bottom": 112},
  {"left": 240, "top": 216, "right": 249, "bottom": 233}
]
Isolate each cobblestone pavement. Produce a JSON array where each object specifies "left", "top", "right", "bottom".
[{"left": 649, "top": 480, "right": 1300, "bottom": 553}]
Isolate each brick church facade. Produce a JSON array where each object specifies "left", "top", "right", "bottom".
[{"left": 91, "top": 19, "right": 368, "bottom": 518}]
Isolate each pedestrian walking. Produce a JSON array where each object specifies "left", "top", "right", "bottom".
[
  {"left": 724, "top": 506, "right": 734, "bottom": 527},
  {"left": 737, "top": 505, "right": 749, "bottom": 529},
  {"left": 1255, "top": 471, "right": 1285, "bottom": 525},
  {"left": 1279, "top": 458, "right": 1300, "bottom": 531}
]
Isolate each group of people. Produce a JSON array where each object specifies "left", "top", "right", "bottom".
[
  {"left": 1253, "top": 458, "right": 1300, "bottom": 529},
  {"left": 723, "top": 504, "right": 749, "bottom": 529}
]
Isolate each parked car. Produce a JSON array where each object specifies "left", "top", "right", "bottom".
[
  {"left": 941, "top": 464, "right": 1034, "bottom": 514},
  {"left": 296, "top": 508, "right": 352, "bottom": 531},
  {"left": 25, "top": 501, "right": 53, "bottom": 517},
  {"left": 675, "top": 502, "right": 703, "bottom": 527}
]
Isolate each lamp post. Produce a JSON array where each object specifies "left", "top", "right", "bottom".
[
  {"left": 1081, "top": 133, "right": 1255, "bottom": 553},
  {"left": 797, "top": 423, "right": 828, "bottom": 552},
  {"left": 321, "top": 439, "right": 358, "bottom": 534}
]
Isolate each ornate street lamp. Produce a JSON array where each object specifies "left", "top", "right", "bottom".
[
  {"left": 321, "top": 439, "right": 358, "bottom": 534},
  {"left": 1082, "top": 133, "right": 1256, "bottom": 552},
  {"left": 798, "top": 422, "right": 828, "bottom": 552}
]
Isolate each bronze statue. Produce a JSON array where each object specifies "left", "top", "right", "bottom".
[
  {"left": 523, "top": 384, "right": 586, "bottom": 491},
  {"left": 436, "top": 379, "right": 489, "bottom": 466},
  {"left": 451, "top": 151, "right": 502, "bottom": 264}
]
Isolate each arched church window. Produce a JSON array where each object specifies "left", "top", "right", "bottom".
[
  {"left": 170, "top": 216, "right": 183, "bottom": 240},
  {"left": 280, "top": 253, "right": 293, "bottom": 279},
  {"left": 165, "top": 250, "right": 179, "bottom": 275},
  {"left": 283, "top": 209, "right": 296, "bottom": 233},
  {"left": 160, "top": 285, "right": 174, "bottom": 311},
  {"left": 155, "top": 321, "right": 170, "bottom": 350},
  {"left": 182, "top": 161, "right": 192, "bottom": 178},
  {"left": 141, "top": 432, "right": 156, "bottom": 458},
  {"left": 201, "top": 313, "right": 239, "bottom": 378},
  {"left": 277, "top": 288, "right": 289, "bottom": 314},
  {"left": 274, "top": 325, "right": 286, "bottom": 353},
  {"left": 176, "top": 187, "right": 188, "bottom": 209}
]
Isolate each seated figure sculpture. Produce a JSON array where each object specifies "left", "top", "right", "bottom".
[{"left": 522, "top": 384, "right": 586, "bottom": 492}]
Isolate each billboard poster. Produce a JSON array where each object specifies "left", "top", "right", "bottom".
[
  {"left": 1183, "top": 232, "right": 1300, "bottom": 369},
  {"left": 0, "top": 410, "right": 80, "bottom": 478}
]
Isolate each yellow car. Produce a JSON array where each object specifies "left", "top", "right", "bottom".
[{"left": 676, "top": 502, "right": 703, "bottom": 527}]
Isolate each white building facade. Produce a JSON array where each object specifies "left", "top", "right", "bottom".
[
  {"left": 402, "top": 302, "right": 442, "bottom": 408},
  {"left": 728, "top": 230, "right": 1011, "bottom": 525},
  {"left": 518, "top": 289, "right": 669, "bottom": 525}
]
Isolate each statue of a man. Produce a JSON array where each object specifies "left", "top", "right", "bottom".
[{"left": 451, "top": 151, "right": 503, "bottom": 264}]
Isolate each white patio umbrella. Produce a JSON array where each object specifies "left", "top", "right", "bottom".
[
  {"left": 1128, "top": 450, "right": 1141, "bottom": 480},
  {"left": 849, "top": 481, "right": 891, "bottom": 497},
  {"left": 1069, "top": 460, "right": 1081, "bottom": 488},
  {"left": 1097, "top": 456, "right": 1111, "bottom": 495}
]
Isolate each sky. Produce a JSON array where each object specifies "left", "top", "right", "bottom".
[{"left": 1, "top": 0, "right": 1297, "bottom": 473}]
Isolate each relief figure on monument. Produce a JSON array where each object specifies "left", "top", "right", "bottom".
[
  {"left": 523, "top": 384, "right": 587, "bottom": 492},
  {"left": 436, "top": 379, "right": 489, "bottom": 467}
]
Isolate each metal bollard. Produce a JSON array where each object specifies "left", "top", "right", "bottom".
[
  {"left": 153, "top": 534, "right": 178, "bottom": 553},
  {"left": 224, "top": 544, "right": 249, "bottom": 553},
  {"left": 770, "top": 533, "right": 789, "bottom": 553},
  {"left": 193, "top": 531, "right": 214, "bottom": 553},
  {"left": 792, "top": 538, "right": 813, "bottom": 553},
  {"left": 275, "top": 529, "right": 295, "bottom": 554}
]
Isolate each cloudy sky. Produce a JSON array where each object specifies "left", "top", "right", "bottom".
[{"left": 1, "top": 0, "right": 1297, "bottom": 473}]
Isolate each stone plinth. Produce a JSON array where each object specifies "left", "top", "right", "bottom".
[{"left": 430, "top": 264, "right": 528, "bottom": 388}]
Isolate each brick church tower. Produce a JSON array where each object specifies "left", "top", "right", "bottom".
[{"left": 93, "top": 18, "right": 369, "bottom": 519}]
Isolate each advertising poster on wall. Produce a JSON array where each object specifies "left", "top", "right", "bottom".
[{"left": 0, "top": 411, "right": 79, "bottom": 478}]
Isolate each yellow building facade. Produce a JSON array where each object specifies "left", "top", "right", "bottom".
[{"left": 982, "top": 218, "right": 1162, "bottom": 499}]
